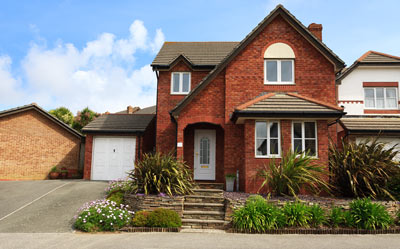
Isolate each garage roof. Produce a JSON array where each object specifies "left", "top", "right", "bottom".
[
  {"left": 81, "top": 114, "right": 155, "bottom": 134},
  {"left": 0, "top": 103, "right": 82, "bottom": 139},
  {"left": 341, "top": 116, "right": 400, "bottom": 132}
]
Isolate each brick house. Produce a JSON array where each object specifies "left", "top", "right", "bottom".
[
  {"left": 151, "top": 5, "right": 345, "bottom": 193},
  {"left": 0, "top": 103, "right": 83, "bottom": 180}
]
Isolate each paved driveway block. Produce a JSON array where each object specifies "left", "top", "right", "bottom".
[{"left": 0, "top": 180, "right": 108, "bottom": 233}]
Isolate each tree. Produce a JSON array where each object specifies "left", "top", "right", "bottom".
[
  {"left": 49, "top": 107, "right": 74, "bottom": 126},
  {"left": 72, "top": 107, "right": 100, "bottom": 132}
]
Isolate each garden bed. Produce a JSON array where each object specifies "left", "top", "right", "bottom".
[
  {"left": 227, "top": 227, "right": 400, "bottom": 234},
  {"left": 120, "top": 227, "right": 181, "bottom": 233}
]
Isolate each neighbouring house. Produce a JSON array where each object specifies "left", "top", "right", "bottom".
[
  {"left": 82, "top": 106, "right": 155, "bottom": 180},
  {"left": 151, "top": 5, "right": 345, "bottom": 193},
  {"left": 337, "top": 51, "right": 400, "bottom": 159},
  {"left": 0, "top": 103, "right": 83, "bottom": 180}
]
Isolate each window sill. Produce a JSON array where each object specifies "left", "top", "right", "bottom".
[
  {"left": 364, "top": 109, "right": 400, "bottom": 114},
  {"left": 170, "top": 93, "right": 189, "bottom": 96},
  {"left": 264, "top": 82, "right": 295, "bottom": 85},
  {"left": 255, "top": 156, "right": 281, "bottom": 159}
]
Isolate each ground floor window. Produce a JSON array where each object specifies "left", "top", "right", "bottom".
[
  {"left": 292, "top": 121, "right": 317, "bottom": 156},
  {"left": 255, "top": 121, "right": 280, "bottom": 157}
]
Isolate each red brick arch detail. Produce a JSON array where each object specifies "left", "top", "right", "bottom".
[{"left": 261, "top": 40, "right": 299, "bottom": 59}]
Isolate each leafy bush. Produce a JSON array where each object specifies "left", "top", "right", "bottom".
[
  {"left": 72, "top": 107, "right": 100, "bottom": 132},
  {"left": 259, "top": 150, "right": 331, "bottom": 197},
  {"left": 282, "top": 202, "right": 311, "bottom": 227},
  {"left": 347, "top": 198, "right": 393, "bottom": 230},
  {"left": 308, "top": 204, "right": 326, "bottom": 227},
  {"left": 128, "top": 152, "right": 196, "bottom": 196},
  {"left": 232, "top": 195, "right": 284, "bottom": 231},
  {"left": 74, "top": 199, "right": 133, "bottom": 232},
  {"left": 50, "top": 166, "right": 58, "bottom": 173},
  {"left": 397, "top": 210, "right": 400, "bottom": 225},
  {"left": 105, "top": 178, "right": 133, "bottom": 196},
  {"left": 329, "top": 207, "right": 345, "bottom": 228},
  {"left": 107, "top": 191, "right": 124, "bottom": 206},
  {"left": 329, "top": 138, "right": 398, "bottom": 200},
  {"left": 388, "top": 173, "right": 400, "bottom": 200},
  {"left": 145, "top": 208, "right": 182, "bottom": 228},
  {"left": 49, "top": 107, "right": 74, "bottom": 126},
  {"left": 132, "top": 211, "right": 150, "bottom": 227}
]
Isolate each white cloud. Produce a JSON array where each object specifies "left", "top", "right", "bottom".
[{"left": 0, "top": 20, "right": 164, "bottom": 114}]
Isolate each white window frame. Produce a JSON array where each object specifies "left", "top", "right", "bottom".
[
  {"left": 170, "top": 72, "right": 191, "bottom": 95},
  {"left": 291, "top": 121, "right": 318, "bottom": 158},
  {"left": 255, "top": 120, "right": 281, "bottom": 158},
  {"left": 264, "top": 59, "right": 295, "bottom": 85},
  {"left": 363, "top": 87, "right": 398, "bottom": 109}
]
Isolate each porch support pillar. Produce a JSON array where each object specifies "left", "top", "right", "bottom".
[{"left": 176, "top": 124, "right": 184, "bottom": 159}]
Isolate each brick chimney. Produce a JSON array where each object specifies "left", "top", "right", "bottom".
[
  {"left": 127, "top": 105, "right": 140, "bottom": 114},
  {"left": 308, "top": 23, "right": 323, "bottom": 40}
]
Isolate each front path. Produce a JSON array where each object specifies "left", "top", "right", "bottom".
[
  {"left": 0, "top": 180, "right": 107, "bottom": 233},
  {"left": 0, "top": 233, "right": 400, "bottom": 249}
]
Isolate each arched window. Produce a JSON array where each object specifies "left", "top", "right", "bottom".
[{"left": 264, "top": 43, "right": 295, "bottom": 84}]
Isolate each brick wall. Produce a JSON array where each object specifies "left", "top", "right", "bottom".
[
  {"left": 0, "top": 110, "right": 81, "bottom": 180},
  {"left": 155, "top": 14, "right": 338, "bottom": 192}
]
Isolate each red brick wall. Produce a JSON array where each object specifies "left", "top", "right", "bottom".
[
  {"left": 154, "top": 14, "right": 338, "bottom": 192},
  {"left": 156, "top": 61, "right": 211, "bottom": 154},
  {"left": 0, "top": 110, "right": 81, "bottom": 180}
]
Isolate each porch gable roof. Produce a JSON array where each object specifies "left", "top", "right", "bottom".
[{"left": 231, "top": 92, "right": 344, "bottom": 123}]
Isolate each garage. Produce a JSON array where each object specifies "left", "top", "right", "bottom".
[
  {"left": 82, "top": 111, "right": 155, "bottom": 181},
  {"left": 92, "top": 137, "right": 136, "bottom": 180}
]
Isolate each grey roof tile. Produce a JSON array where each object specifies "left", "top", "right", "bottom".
[{"left": 82, "top": 114, "right": 155, "bottom": 133}]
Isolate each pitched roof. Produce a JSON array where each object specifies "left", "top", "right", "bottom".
[
  {"left": 337, "top": 51, "right": 400, "bottom": 82},
  {"left": 0, "top": 103, "right": 82, "bottom": 138},
  {"left": 82, "top": 114, "right": 155, "bottom": 134},
  {"left": 169, "top": 4, "right": 345, "bottom": 117},
  {"left": 231, "top": 93, "right": 344, "bottom": 123},
  {"left": 133, "top": 105, "right": 156, "bottom": 114},
  {"left": 341, "top": 116, "right": 400, "bottom": 132},
  {"left": 151, "top": 42, "right": 239, "bottom": 68}
]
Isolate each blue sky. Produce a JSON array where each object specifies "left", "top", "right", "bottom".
[{"left": 0, "top": 0, "right": 399, "bottom": 113}]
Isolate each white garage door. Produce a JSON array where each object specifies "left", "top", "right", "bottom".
[{"left": 92, "top": 136, "right": 136, "bottom": 180}]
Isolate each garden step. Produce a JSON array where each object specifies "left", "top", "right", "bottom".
[
  {"left": 196, "top": 183, "right": 224, "bottom": 190},
  {"left": 184, "top": 195, "right": 225, "bottom": 204},
  {"left": 182, "top": 219, "right": 227, "bottom": 229},
  {"left": 192, "top": 189, "right": 224, "bottom": 197},
  {"left": 184, "top": 202, "right": 225, "bottom": 212},
  {"left": 183, "top": 210, "right": 225, "bottom": 220}
]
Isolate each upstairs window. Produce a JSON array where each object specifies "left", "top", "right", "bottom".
[
  {"left": 364, "top": 87, "right": 398, "bottom": 109},
  {"left": 171, "top": 72, "right": 191, "bottom": 94},
  {"left": 264, "top": 43, "right": 295, "bottom": 84}
]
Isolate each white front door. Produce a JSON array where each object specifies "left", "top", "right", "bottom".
[
  {"left": 92, "top": 137, "right": 136, "bottom": 180},
  {"left": 194, "top": 129, "right": 216, "bottom": 180}
]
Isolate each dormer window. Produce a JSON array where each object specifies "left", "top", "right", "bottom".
[
  {"left": 171, "top": 72, "right": 191, "bottom": 94},
  {"left": 264, "top": 43, "right": 295, "bottom": 85}
]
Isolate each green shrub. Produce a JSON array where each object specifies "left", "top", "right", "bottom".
[
  {"left": 348, "top": 198, "right": 393, "bottom": 230},
  {"left": 107, "top": 191, "right": 124, "bottom": 206},
  {"left": 397, "top": 210, "right": 400, "bottom": 225},
  {"left": 132, "top": 211, "right": 150, "bottom": 227},
  {"left": 329, "top": 138, "right": 398, "bottom": 200},
  {"left": 146, "top": 208, "right": 182, "bottom": 228},
  {"left": 329, "top": 207, "right": 345, "bottom": 228},
  {"left": 128, "top": 152, "right": 196, "bottom": 196},
  {"left": 258, "top": 150, "right": 331, "bottom": 197},
  {"left": 308, "top": 204, "right": 326, "bottom": 227},
  {"left": 74, "top": 199, "right": 133, "bottom": 232},
  {"left": 105, "top": 178, "right": 133, "bottom": 196},
  {"left": 388, "top": 173, "right": 400, "bottom": 200},
  {"left": 282, "top": 202, "right": 311, "bottom": 227},
  {"left": 232, "top": 195, "right": 283, "bottom": 231}
]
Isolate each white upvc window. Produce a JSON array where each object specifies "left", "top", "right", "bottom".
[
  {"left": 255, "top": 121, "right": 281, "bottom": 158},
  {"left": 171, "top": 72, "right": 191, "bottom": 94},
  {"left": 364, "top": 87, "right": 398, "bottom": 109},
  {"left": 264, "top": 60, "right": 294, "bottom": 84},
  {"left": 292, "top": 121, "right": 317, "bottom": 157}
]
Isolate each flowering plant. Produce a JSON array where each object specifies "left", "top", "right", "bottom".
[
  {"left": 74, "top": 199, "right": 134, "bottom": 232},
  {"left": 105, "top": 178, "right": 133, "bottom": 196}
]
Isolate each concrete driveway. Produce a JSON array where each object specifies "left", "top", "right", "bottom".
[{"left": 0, "top": 180, "right": 108, "bottom": 233}]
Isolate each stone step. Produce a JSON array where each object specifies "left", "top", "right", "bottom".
[
  {"left": 192, "top": 189, "right": 224, "bottom": 197},
  {"left": 196, "top": 182, "right": 224, "bottom": 190},
  {"left": 184, "top": 195, "right": 225, "bottom": 204},
  {"left": 183, "top": 210, "right": 225, "bottom": 220},
  {"left": 184, "top": 202, "right": 225, "bottom": 212},
  {"left": 182, "top": 218, "right": 226, "bottom": 229}
]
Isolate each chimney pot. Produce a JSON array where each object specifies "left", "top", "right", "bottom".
[{"left": 308, "top": 23, "right": 323, "bottom": 41}]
